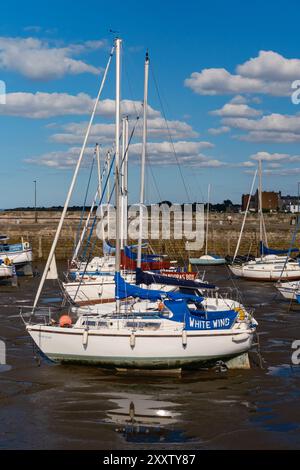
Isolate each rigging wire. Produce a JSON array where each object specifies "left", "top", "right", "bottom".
[
  {"left": 74, "top": 150, "right": 96, "bottom": 252},
  {"left": 150, "top": 61, "right": 191, "bottom": 203}
]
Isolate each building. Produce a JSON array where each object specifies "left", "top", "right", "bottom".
[
  {"left": 241, "top": 190, "right": 280, "bottom": 212},
  {"left": 241, "top": 194, "right": 256, "bottom": 212},
  {"left": 279, "top": 192, "right": 300, "bottom": 212}
]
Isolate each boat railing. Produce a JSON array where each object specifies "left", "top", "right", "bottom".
[
  {"left": 200, "top": 286, "right": 245, "bottom": 306},
  {"left": 19, "top": 305, "right": 61, "bottom": 325}
]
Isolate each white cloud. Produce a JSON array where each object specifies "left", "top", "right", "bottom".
[
  {"left": 210, "top": 103, "right": 262, "bottom": 118},
  {"left": 0, "top": 37, "right": 106, "bottom": 79},
  {"left": 0, "top": 92, "right": 161, "bottom": 119},
  {"left": 208, "top": 126, "right": 230, "bottom": 135},
  {"left": 128, "top": 141, "right": 218, "bottom": 167},
  {"left": 184, "top": 68, "right": 267, "bottom": 96},
  {"left": 267, "top": 162, "right": 282, "bottom": 168},
  {"left": 26, "top": 141, "right": 221, "bottom": 169},
  {"left": 250, "top": 151, "right": 289, "bottom": 162},
  {"left": 237, "top": 50, "right": 300, "bottom": 81},
  {"left": 229, "top": 95, "right": 248, "bottom": 104},
  {"left": 50, "top": 117, "right": 200, "bottom": 145},
  {"left": 238, "top": 161, "right": 256, "bottom": 167},
  {"left": 25, "top": 147, "right": 94, "bottom": 169},
  {"left": 185, "top": 50, "right": 299, "bottom": 96},
  {"left": 222, "top": 113, "right": 300, "bottom": 142}
]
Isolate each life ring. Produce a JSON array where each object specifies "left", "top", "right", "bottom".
[
  {"left": 234, "top": 307, "right": 245, "bottom": 321},
  {"left": 157, "top": 301, "right": 164, "bottom": 312},
  {"left": 59, "top": 315, "right": 72, "bottom": 328},
  {"left": 4, "top": 258, "right": 11, "bottom": 266}
]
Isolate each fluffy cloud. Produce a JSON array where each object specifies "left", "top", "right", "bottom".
[
  {"left": 210, "top": 103, "right": 262, "bottom": 118},
  {"left": 0, "top": 92, "right": 161, "bottom": 119},
  {"left": 222, "top": 113, "right": 300, "bottom": 142},
  {"left": 208, "top": 126, "right": 230, "bottom": 135},
  {"left": 25, "top": 147, "right": 94, "bottom": 169},
  {"left": 185, "top": 50, "right": 300, "bottom": 96},
  {"left": 26, "top": 141, "right": 222, "bottom": 169},
  {"left": 250, "top": 151, "right": 289, "bottom": 162},
  {"left": 0, "top": 37, "right": 106, "bottom": 79},
  {"left": 184, "top": 68, "right": 266, "bottom": 96},
  {"left": 237, "top": 50, "right": 300, "bottom": 81},
  {"left": 50, "top": 117, "right": 200, "bottom": 145}
]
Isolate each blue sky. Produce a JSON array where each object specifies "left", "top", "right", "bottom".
[{"left": 1, "top": 0, "right": 300, "bottom": 208}]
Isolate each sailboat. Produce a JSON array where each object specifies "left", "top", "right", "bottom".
[
  {"left": 0, "top": 259, "right": 13, "bottom": 279},
  {"left": 189, "top": 185, "right": 226, "bottom": 266},
  {"left": 229, "top": 161, "right": 300, "bottom": 281},
  {"left": 0, "top": 235, "right": 32, "bottom": 272},
  {"left": 22, "top": 39, "right": 257, "bottom": 370}
]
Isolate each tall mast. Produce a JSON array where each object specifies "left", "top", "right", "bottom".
[
  {"left": 258, "top": 158, "right": 263, "bottom": 256},
  {"left": 32, "top": 45, "right": 114, "bottom": 310},
  {"left": 205, "top": 184, "right": 211, "bottom": 256},
  {"left": 137, "top": 51, "right": 149, "bottom": 268},
  {"left": 106, "top": 150, "right": 111, "bottom": 240},
  {"left": 124, "top": 116, "right": 129, "bottom": 246},
  {"left": 120, "top": 117, "right": 126, "bottom": 249},
  {"left": 120, "top": 117, "right": 129, "bottom": 248},
  {"left": 233, "top": 169, "right": 258, "bottom": 262},
  {"left": 96, "top": 143, "right": 101, "bottom": 195},
  {"left": 115, "top": 38, "right": 122, "bottom": 312}
]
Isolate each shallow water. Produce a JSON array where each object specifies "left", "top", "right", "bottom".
[{"left": 1, "top": 264, "right": 300, "bottom": 450}]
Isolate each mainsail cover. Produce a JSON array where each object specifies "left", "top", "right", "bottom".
[
  {"left": 135, "top": 268, "right": 215, "bottom": 289},
  {"left": 124, "top": 245, "right": 165, "bottom": 262},
  {"left": 260, "top": 241, "right": 299, "bottom": 256},
  {"left": 115, "top": 272, "right": 202, "bottom": 303}
]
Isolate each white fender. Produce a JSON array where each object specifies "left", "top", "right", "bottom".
[
  {"left": 130, "top": 332, "right": 136, "bottom": 349},
  {"left": 232, "top": 332, "right": 249, "bottom": 343},
  {"left": 82, "top": 329, "right": 89, "bottom": 347},
  {"left": 182, "top": 330, "right": 187, "bottom": 348}
]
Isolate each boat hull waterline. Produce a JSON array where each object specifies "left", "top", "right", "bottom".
[
  {"left": 229, "top": 263, "right": 300, "bottom": 281},
  {"left": 26, "top": 324, "right": 255, "bottom": 369}
]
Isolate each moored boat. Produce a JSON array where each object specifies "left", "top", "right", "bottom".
[
  {"left": 276, "top": 280, "right": 300, "bottom": 300},
  {"left": 189, "top": 254, "right": 226, "bottom": 266},
  {"left": 0, "top": 236, "right": 32, "bottom": 271}
]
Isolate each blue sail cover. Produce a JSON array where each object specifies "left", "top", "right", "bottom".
[
  {"left": 124, "top": 245, "right": 165, "bottom": 262},
  {"left": 135, "top": 268, "right": 215, "bottom": 290},
  {"left": 115, "top": 272, "right": 202, "bottom": 303},
  {"left": 260, "top": 241, "right": 299, "bottom": 256},
  {"left": 103, "top": 241, "right": 148, "bottom": 256},
  {"left": 164, "top": 300, "right": 238, "bottom": 330}
]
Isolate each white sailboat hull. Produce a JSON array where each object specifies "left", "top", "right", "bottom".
[
  {"left": 0, "top": 265, "right": 13, "bottom": 279},
  {"left": 229, "top": 257, "right": 300, "bottom": 281},
  {"left": 0, "top": 249, "right": 32, "bottom": 266},
  {"left": 276, "top": 281, "right": 300, "bottom": 300},
  {"left": 26, "top": 323, "right": 255, "bottom": 369}
]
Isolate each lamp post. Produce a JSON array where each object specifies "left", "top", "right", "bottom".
[{"left": 34, "top": 180, "right": 37, "bottom": 223}]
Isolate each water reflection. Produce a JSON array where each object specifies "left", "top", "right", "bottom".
[{"left": 104, "top": 392, "right": 185, "bottom": 443}]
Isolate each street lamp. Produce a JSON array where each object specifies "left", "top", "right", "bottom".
[{"left": 34, "top": 180, "right": 37, "bottom": 223}]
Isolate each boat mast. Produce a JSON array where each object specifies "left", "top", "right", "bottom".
[
  {"left": 137, "top": 51, "right": 149, "bottom": 268},
  {"left": 115, "top": 38, "right": 122, "bottom": 313},
  {"left": 124, "top": 116, "right": 129, "bottom": 246},
  {"left": 32, "top": 45, "right": 115, "bottom": 310},
  {"left": 205, "top": 184, "right": 211, "bottom": 256},
  {"left": 233, "top": 169, "right": 258, "bottom": 262},
  {"left": 120, "top": 116, "right": 129, "bottom": 248},
  {"left": 258, "top": 158, "right": 263, "bottom": 256}
]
